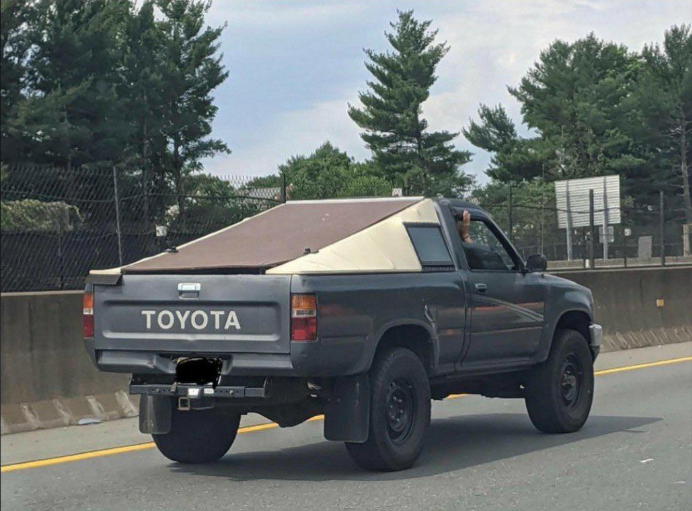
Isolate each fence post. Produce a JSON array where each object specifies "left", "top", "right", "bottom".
[
  {"left": 623, "top": 232, "right": 628, "bottom": 268},
  {"left": 659, "top": 190, "right": 665, "bottom": 266},
  {"left": 58, "top": 225, "right": 65, "bottom": 290},
  {"left": 589, "top": 189, "right": 595, "bottom": 269},
  {"left": 582, "top": 228, "right": 587, "bottom": 269},
  {"left": 507, "top": 184, "right": 513, "bottom": 242},
  {"left": 112, "top": 167, "right": 124, "bottom": 266},
  {"left": 281, "top": 172, "right": 287, "bottom": 203}
]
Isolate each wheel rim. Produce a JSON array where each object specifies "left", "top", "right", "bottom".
[
  {"left": 560, "top": 353, "right": 584, "bottom": 408},
  {"left": 385, "top": 378, "right": 416, "bottom": 445}
]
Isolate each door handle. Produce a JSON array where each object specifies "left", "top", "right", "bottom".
[{"left": 475, "top": 283, "right": 488, "bottom": 292}]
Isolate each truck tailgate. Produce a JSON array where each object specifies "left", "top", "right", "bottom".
[{"left": 93, "top": 274, "right": 291, "bottom": 354}]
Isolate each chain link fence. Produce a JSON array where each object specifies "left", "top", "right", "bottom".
[
  {"left": 1, "top": 165, "right": 691, "bottom": 292},
  {"left": 1, "top": 165, "right": 285, "bottom": 292},
  {"left": 476, "top": 185, "right": 692, "bottom": 271}
]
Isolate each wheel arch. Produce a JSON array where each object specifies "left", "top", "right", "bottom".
[
  {"left": 369, "top": 321, "right": 438, "bottom": 376},
  {"left": 555, "top": 310, "right": 591, "bottom": 343}
]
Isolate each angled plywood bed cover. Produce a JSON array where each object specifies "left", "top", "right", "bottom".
[{"left": 118, "top": 197, "right": 425, "bottom": 274}]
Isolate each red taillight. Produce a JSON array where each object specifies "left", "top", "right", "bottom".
[
  {"left": 291, "top": 294, "right": 317, "bottom": 342},
  {"left": 83, "top": 292, "right": 94, "bottom": 338}
]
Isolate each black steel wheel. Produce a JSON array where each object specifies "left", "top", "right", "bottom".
[
  {"left": 525, "top": 328, "right": 594, "bottom": 434},
  {"left": 385, "top": 378, "right": 417, "bottom": 445},
  {"left": 153, "top": 408, "right": 240, "bottom": 464},
  {"left": 345, "top": 347, "right": 431, "bottom": 471},
  {"left": 560, "top": 353, "right": 584, "bottom": 409}
]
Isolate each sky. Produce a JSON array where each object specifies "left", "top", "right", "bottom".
[{"left": 203, "top": 0, "right": 691, "bottom": 184}]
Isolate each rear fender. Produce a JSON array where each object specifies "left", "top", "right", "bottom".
[{"left": 368, "top": 319, "right": 439, "bottom": 374}]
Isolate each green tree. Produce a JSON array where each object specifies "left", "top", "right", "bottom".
[
  {"left": 155, "top": 0, "right": 230, "bottom": 217},
  {"left": 279, "top": 142, "right": 392, "bottom": 200},
  {"left": 1, "top": 0, "right": 34, "bottom": 162},
  {"left": 120, "top": 0, "right": 165, "bottom": 223},
  {"left": 463, "top": 104, "right": 550, "bottom": 183},
  {"left": 508, "top": 34, "right": 641, "bottom": 181},
  {"left": 11, "top": 0, "right": 130, "bottom": 169},
  {"left": 628, "top": 25, "right": 692, "bottom": 225},
  {"left": 348, "top": 10, "right": 471, "bottom": 196}
]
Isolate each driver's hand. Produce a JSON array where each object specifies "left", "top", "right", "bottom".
[{"left": 462, "top": 210, "right": 471, "bottom": 228}]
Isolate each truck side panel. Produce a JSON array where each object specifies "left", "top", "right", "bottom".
[{"left": 290, "top": 272, "right": 467, "bottom": 377}]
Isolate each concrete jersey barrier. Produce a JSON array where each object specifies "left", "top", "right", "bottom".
[{"left": 1, "top": 266, "right": 691, "bottom": 434}]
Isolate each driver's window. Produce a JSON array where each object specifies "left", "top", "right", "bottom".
[{"left": 463, "top": 220, "right": 518, "bottom": 271}]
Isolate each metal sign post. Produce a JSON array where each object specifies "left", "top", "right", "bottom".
[
  {"left": 589, "top": 190, "right": 595, "bottom": 269},
  {"left": 565, "top": 183, "right": 573, "bottom": 261},
  {"left": 555, "top": 175, "right": 621, "bottom": 266},
  {"left": 602, "top": 179, "right": 609, "bottom": 259}
]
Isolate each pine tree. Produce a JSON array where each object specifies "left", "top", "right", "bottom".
[
  {"left": 349, "top": 10, "right": 471, "bottom": 196},
  {"left": 13, "top": 0, "right": 130, "bottom": 168},
  {"left": 120, "top": 0, "right": 165, "bottom": 222},
  {"left": 155, "top": 0, "right": 230, "bottom": 217},
  {"left": 463, "top": 104, "right": 552, "bottom": 183},
  {"left": 508, "top": 34, "right": 640, "bottom": 181},
  {"left": 628, "top": 25, "right": 692, "bottom": 226},
  {"left": 1, "top": 0, "right": 34, "bottom": 162}
]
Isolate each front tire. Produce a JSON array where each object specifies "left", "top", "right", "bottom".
[
  {"left": 525, "top": 328, "right": 594, "bottom": 433},
  {"left": 153, "top": 408, "right": 241, "bottom": 463},
  {"left": 346, "top": 348, "right": 431, "bottom": 471}
]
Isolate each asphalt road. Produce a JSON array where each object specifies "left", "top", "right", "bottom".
[{"left": 2, "top": 353, "right": 691, "bottom": 511}]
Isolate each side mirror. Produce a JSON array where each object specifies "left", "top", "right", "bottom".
[{"left": 526, "top": 253, "right": 548, "bottom": 273}]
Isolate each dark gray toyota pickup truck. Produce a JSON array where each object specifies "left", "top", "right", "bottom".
[{"left": 84, "top": 197, "right": 601, "bottom": 471}]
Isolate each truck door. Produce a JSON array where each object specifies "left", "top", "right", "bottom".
[{"left": 458, "top": 217, "right": 545, "bottom": 366}]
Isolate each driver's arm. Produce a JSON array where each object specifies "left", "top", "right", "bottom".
[{"left": 458, "top": 210, "right": 473, "bottom": 243}]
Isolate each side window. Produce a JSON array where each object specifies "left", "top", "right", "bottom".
[
  {"left": 406, "top": 225, "right": 454, "bottom": 271},
  {"left": 463, "top": 220, "right": 519, "bottom": 271}
]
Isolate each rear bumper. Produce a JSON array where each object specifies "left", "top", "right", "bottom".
[
  {"left": 130, "top": 382, "right": 268, "bottom": 399},
  {"left": 85, "top": 337, "right": 369, "bottom": 378}
]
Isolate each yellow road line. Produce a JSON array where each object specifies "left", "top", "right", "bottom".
[
  {"left": 1, "top": 415, "right": 327, "bottom": 474},
  {"left": 1, "top": 442, "right": 156, "bottom": 473},
  {"left": 595, "top": 356, "right": 692, "bottom": 376},
  {"left": 2, "top": 356, "right": 690, "bottom": 474}
]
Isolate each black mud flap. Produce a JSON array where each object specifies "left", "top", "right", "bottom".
[
  {"left": 139, "top": 395, "right": 172, "bottom": 434},
  {"left": 324, "top": 374, "right": 370, "bottom": 443}
]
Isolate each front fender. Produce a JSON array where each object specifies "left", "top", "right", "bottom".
[{"left": 537, "top": 281, "right": 594, "bottom": 362}]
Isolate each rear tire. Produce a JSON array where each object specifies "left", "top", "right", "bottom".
[
  {"left": 153, "top": 408, "right": 240, "bottom": 463},
  {"left": 525, "top": 328, "right": 594, "bottom": 434},
  {"left": 345, "top": 348, "right": 431, "bottom": 471}
]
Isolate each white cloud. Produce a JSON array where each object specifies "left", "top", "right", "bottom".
[{"left": 208, "top": 1, "right": 366, "bottom": 29}]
